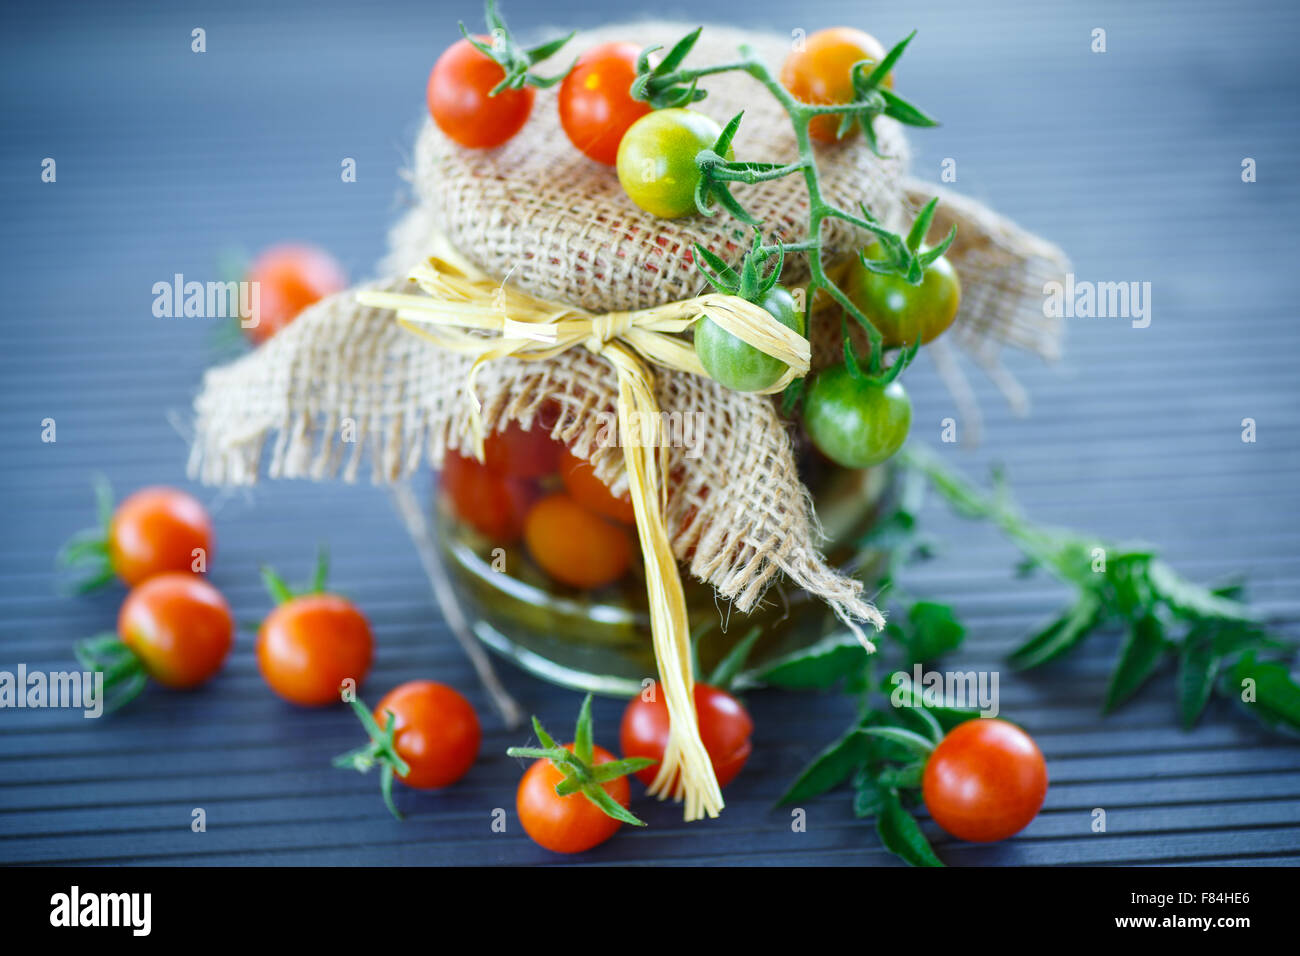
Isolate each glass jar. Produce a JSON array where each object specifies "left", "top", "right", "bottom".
[{"left": 432, "top": 421, "right": 894, "bottom": 696}]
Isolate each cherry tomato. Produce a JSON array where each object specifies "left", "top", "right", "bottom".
[
  {"left": 440, "top": 450, "right": 536, "bottom": 543},
  {"left": 108, "top": 486, "right": 213, "bottom": 586},
  {"left": 428, "top": 36, "right": 534, "bottom": 149},
  {"left": 620, "top": 681, "right": 753, "bottom": 788},
  {"left": 483, "top": 420, "right": 564, "bottom": 479},
  {"left": 560, "top": 449, "right": 635, "bottom": 525},
  {"left": 117, "top": 573, "right": 233, "bottom": 688},
  {"left": 802, "top": 364, "right": 911, "bottom": 468},
  {"left": 616, "top": 108, "right": 727, "bottom": 218},
  {"left": 257, "top": 594, "right": 373, "bottom": 707},
  {"left": 780, "top": 27, "right": 892, "bottom": 143},
  {"left": 846, "top": 243, "right": 961, "bottom": 347},
  {"left": 558, "top": 41, "right": 651, "bottom": 165},
  {"left": 373, "top": 681, "right": 481, "bottom": 789},
  {"left": 517, "top": 743, "right": 629, "bottom": 853},
  {"left": 922, "top": 718, "right": 1048, "bottom": 843},
  {"left": 695, "top": 285, "right": 805, "bottom": 392},
  {"left": 524, "top": 493, "right": 633, "bottom": 589},
  {"left": 244, "top": 244, "right": 347, "bottom": 346}
]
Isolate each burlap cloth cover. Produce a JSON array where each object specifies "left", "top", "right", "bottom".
[{"left": 189, "top": 22, "right": 1067, "bottom": 630}]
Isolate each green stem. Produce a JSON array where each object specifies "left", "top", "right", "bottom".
[{"left": 726, "top": 50, "right": 886, "bottom": 373}]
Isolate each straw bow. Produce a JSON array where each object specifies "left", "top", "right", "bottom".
[{"left": 357, "top": 241, "right": 808, "bottom": 821}]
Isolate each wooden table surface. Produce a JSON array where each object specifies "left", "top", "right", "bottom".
[{"left": 2, "top": 0, "right": 1298, "bottom": 865}]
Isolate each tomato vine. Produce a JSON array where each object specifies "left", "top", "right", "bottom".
[{"left": 632, "top": 28, "right": 953, "bottom": 381}]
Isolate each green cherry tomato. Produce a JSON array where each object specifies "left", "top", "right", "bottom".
[
  {"left": 846, "top": 242, "right": 962, "bottom": 348},
  {"left": 802, "top": 364, "right": 912, "bottom": 468},
  {"left": 695, "top": 285, "right": 805, "bottom": 392},
  {"left": 616, "top": 109, "right": 728, "bottom": 219}
]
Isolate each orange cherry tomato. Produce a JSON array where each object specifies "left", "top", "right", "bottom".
[
  {"left": 428, "top": 36, "right": 535, "bottom": 149},
  {"left": 108, "top": 486, "right": 213, "bottom": 586},
  {"left": 244, "top": 244, "right": 347, "bottom": 345},
  {"left": 922, "top": 718, "right": 1048, "bottom": 843},
  {"left": 517, "top": 743, "right": 629, "bottom": 853},
  {"left": 559, "top": 449, "right": 636, "bottom": 525},
  {"left": 780, "top": 27, "right": 892, "bottom": 143},
  {"left": 482, "top": 420, "right": 564, "bottom": 479},
  {"left": 257, "top": 594, "right": 373, "bottom": 707},
  {"left": 440, "top": 450, "right": 536, "bottom": 543},
  {"left": 373, "top": 681, "right": 481, "bottom": 789},
  {"left": 620, "top": 681, "right": 753, "bottom": 788},
  {"left": 117, "top": 573, "right": 233, "bottom": 688},
  {"left": 524, "top": 493, "right": 633, "bottom": 589},
  {"left": 558, "top": 41, "right": 652, "bottom": 165}
]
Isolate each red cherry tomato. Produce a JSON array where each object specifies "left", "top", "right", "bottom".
[
  {"left": 558, "top": 41, "right": 651, "bottom": 165},
  {"left": 428, "top": 36, "right": 534, "bottom": 148},
  {"left": 620, "top": 681, "right": 753, "bottom": 788},
  {"left": 118, "top": 573, "right": 233, "bottom": 688},
  {"left": 922, "top": 718, "right": 1048, "bottom": 843},
  {"left": 482, "top": 420, "right": 564, "bottom": 479},
  {"left": 373, "top": 681, "right": 481, "bottom": 789},
  {"left": 559, "top": 449, "right": 636, "bottom": 525},
  {"left": 780, "top": 27, "right": 892, "bottom": 143},
  {"left": 440, "top": 450, "right": 536, "bottom": 543},
  {"left": 523, "top": 493, "right": 633, "bottom": 589},
  {"left": 257, "top": 594, "right": 373, "bottom": 707},
  {"left": 244, "top": 244, "right": 347, "bottom": 345},
  {"left": 517, "top": 743, "right": 629, "bottom": 853},
  {"left": 108, "top": 487, "right": 213, "bottom": 586}
]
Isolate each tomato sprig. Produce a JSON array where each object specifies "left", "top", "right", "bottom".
[
  {"left": 333, "top": 697, "right": 413, "bottom": 820},
  {"left": 630, "top": 28, "right": 950, "bottom": 381},
  {"left": 507, "top": 695, "right": 655, "bottom": 827},
  {"left": 56, "top": 476, "right": 119, "bottom": 593},
  {"left": 458, "top": 0, "right": 574, "bottom": 94},
  {"left": 260, "top": 547, "right": 330, "bottom": 605},
  {"left": 74, "top": 633, "right": 150, "bottom": 713}
]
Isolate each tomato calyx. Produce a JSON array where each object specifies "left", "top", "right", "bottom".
[
  {"left": 507, "top": 695, "right": 655, "bottom": 827},
  {"left": 630, "top": 27, "right": 710, "bottom": 109},
  {"left": 458, "top": 0, "right": 574, "bottom": 94},
  {"left": 260, "top": 547, "right": 330, "bottom": 606},
  {"left": 858, "top": 197, "right": 957, "bottom": 288},
  {"left": 73, "top": 633, "right": 148, "bottom": 713},
  {"left": 693, "top": 228, "right": 784, "bottom": 303},
  {"left": 55, "top": 476, "right": 119, "bottom": 594},
  {"left": 333, "top": 697, "right": 413, "bottom": 821}
]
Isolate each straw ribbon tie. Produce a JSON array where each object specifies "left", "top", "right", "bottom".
[{"left": 357, "top": 243, "right": 809, "bottom": 821}]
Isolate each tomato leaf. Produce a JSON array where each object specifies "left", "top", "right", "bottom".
[
  {"left": 1177, "top": 637, "right": 1219, "bottom": 730},
  {"left": 1102, "top": 613, "right": 1168, "bottom": 714},
  {"left": 1008, "top": 591, "right": 1103, "bottom": 670},
  {"left": 876, "top": 762, "right": 925, "bottom": 789},
  {"left": 896, "top": 601, "right": 965, "bottom": 665},
  {"left": 859, "top": 726, "right": 935, "bottom": 760},
  {"left": 876, "top": 788, "right": 944, "bottom": 867},
  {"left": 750, "top": 632, "right": 867, "bottom": 690},
  {"left": 852, "top": 771, "right": 886, "bottom": 818},
  {"left": 706, "top": 626, "right": 762, "bottom": 691},
  {"left": 776, "top": 722, "right": 873, "bottom": 805},
  {"left": 892, "top": 700, "right": 944, "bottom": 745},
  {"left": 1225, "top": 652, "right": 1300, "bottom": 737},
  {"left": 1146, "top": 559, "right": 1257, "bottom": 623}
]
